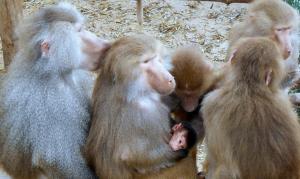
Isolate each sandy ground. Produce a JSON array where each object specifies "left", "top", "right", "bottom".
[
  {"left": 0, "top": 0, "right": 248, "bottom": 177},
  {"left": 0, "top": 0, "right": 247, "bottom": 70}
]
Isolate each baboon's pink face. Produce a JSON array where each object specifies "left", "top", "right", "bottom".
[
  {"left": 140, "top": 54, "right": 176, "bottom": 95},
  {"left": 175, "top": 90, "right": 201, "bottom": 112},
  {"left": 273, "top": 26, "right": 293, "bottom": 60}
]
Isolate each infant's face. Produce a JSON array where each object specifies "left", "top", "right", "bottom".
[{"left": 169, "top": 129, "right": 187, "bottom": 151}]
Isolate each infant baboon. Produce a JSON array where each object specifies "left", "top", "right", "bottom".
[
  {"left": 169, "top": 122, "right": 197, "bottom": 152},
  {"left": 163, "top": 47, "right": 217, "bottom": 147}
]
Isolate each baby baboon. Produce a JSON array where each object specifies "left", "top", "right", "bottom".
[{"left": 163, "top": 47, "right": 217, "bottom": 145}]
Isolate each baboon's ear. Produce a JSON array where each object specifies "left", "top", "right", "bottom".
[
  {"left": 41, "top": 40, "right": 50, "bottom": 57},
  {"left": 228, "top": 49, "right": 237, "bottom": 64},
  {"left": 265, "top": 68, "right": 273, "bottom": 86}
]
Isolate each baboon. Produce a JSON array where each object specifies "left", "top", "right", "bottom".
[
  {"left": 171, "top": 47, "right": 216, "bottom": 113},
  {"left": 169, "top": 122, "right": 198, "bottom": 151},
  {"left": 202, "top": 37, "right": 300, "bottom": 179},
  {"left": 163, "top": 47, "right": 217, "bottom": 144},
  {"left": 229, "top": 0, "right": 300, "bottom": 90},
  {"left": 0, "top": 3, "right": 109, "bottom": 179},
  {"left": 86, "top": 35, "right": 198, "bottom": 179}
]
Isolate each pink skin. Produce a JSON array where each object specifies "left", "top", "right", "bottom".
[
  {"left": 76, "top": 23, "right": 111, "bottom": 71},
  {"left": 169, "top": 123, "right": 188, "bottom": 151},
  {"left": 41, "top": 41, "right": 50, "bottom": 57},
  {"left": 228, "top": 49, "right": 237, "bottom": 64},
  {"left": 274, "top": 27, "right": 292, "bottom": 60},
  {"left": 141, "top": 55, "right": 176, "bottom": 95},
  {"left": 265, "top": 68, "right": 273, "bottom": 86},
  {"left": 180, "top": 95, "right": 199, "bottom": 112},
  {"left": 176, "top": 91, "right": 200, "bottom": 112}
]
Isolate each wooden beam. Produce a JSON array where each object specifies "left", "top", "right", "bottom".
[
  {"left": 136, "top": 0, "right": 143, "bottom": 25},
  {"left": 199, "top": 0, "right": 253, "bottom": 4},
  {"left": 0, "top": 0, "right": 23, "bottom": 70}
]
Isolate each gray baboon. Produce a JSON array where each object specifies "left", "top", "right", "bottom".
[{"left": 0, "top": 3, "right": 109, "bottom": 179}]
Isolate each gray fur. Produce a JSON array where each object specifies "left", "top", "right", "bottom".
[{"left": 0, "top": 3, "right": 96, "bottom": 179}]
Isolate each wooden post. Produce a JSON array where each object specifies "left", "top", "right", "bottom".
[
  {"left": 0, "top": 0, "right": 23, "bottom": 70},
  {"left": 136, "top": 0, "right": 143, "bottom": 25}
]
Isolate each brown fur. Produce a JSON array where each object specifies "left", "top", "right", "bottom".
[
  {"left": 202, "top": 37, "right": 300, "bottom": 179},
  {"left": 138, "top": 147, "right": 198, "bottom": 179},
  {"left": 85, "top": 35, "right": 197, "bottom": 179},
  {"left": 165, "top": 47, "right": 217, "bottom": 144},
  {"left": 171, "top": 47, "right": 216, "bottom": 94}
]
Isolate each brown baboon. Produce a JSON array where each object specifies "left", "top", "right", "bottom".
[
  {"left": 0, "top": 3, "right": 109, "bottom": 179},
  {"left": 86, "top": 35, "right": 198, "bottom": 179},
  {"left": 229, "top": 0, "right": 300, "bottom": 90},
  {"left": 202, "top": 37, "right": 300, "bottom": 179},
  {"left": 171, "top": 47, "right": 216, "bottom": 113},
  {"left": 163, "top": 47, "right": 217, "bottom": 144}
]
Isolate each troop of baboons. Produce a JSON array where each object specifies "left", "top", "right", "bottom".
[{"left": 0, "top": 0, "right": 299, "bottom": 179}]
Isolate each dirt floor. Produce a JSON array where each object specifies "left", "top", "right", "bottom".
[
  {"left": 0, "top": 0, "right": 247, "bottom": 70},
  {"left": 0, "top": 0, "right": 248, "bottom": 177}
]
